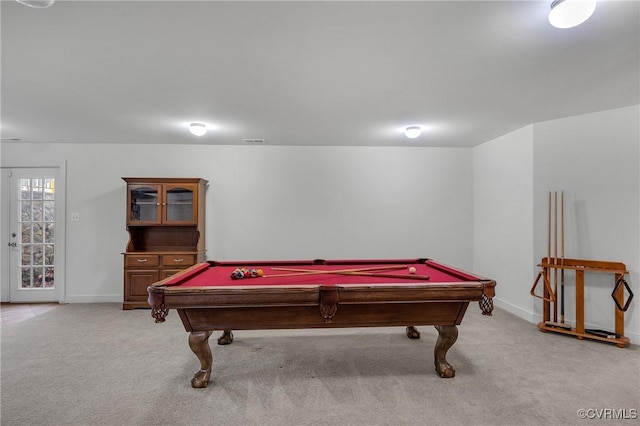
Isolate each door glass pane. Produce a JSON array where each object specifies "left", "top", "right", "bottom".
[
  {"left": 33, "top": 245, "right": 43, "bottom": 265},
  {"left": 21, "top": 223, "right": 32, "bottom": 243},
  {"left": 21, "top": 200, "right": 31, "bottom": 221},
  {"left": 17, "top": 178, "right": 55, "bottom": 289},
  {"left": 21, "top": 268, "right": 32, "bottom": 288},
  {"left": 44, "top": 266, "right": 55, "bottom": 287},
  {"left": 45, "top": 223, "right": 55, "bottom": 243},
  {"left": 130, "top": 187, "right": 158, "bottom": 222},
  {"left": 33, "top": 223, "right": 43, "bottom": 243},
  {"left": 32, "top": 201, "right": 43, "bottom": 221},
  {"left": 166, "top": 187, "right": 193, "bottom": 222},
  {"left": 32, "top": 179, "right": 44, "bottom": 200},
  {"left": 44, "top": 200, "right": 55, "bottom": 220},
  {"left": 20, "top": 180, "right": 30, "bottom": 199},
  {"left": 21, "top": 244, "right": 31, "bottom": 265},
  {"left": 45, "top": 245, "right": 55, "bottom": 265}
]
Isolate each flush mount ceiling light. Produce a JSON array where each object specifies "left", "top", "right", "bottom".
[
  {"left": 16, "top": 0, "right": 55, "bottom": 8},
  {"left": 548, "top": 0, "right": 596, "bottom": 29},
  {"left": 404, "top": 126, "right": 421, "bottom": 139},
  {"left": 189, "top": 123, "right": 207, "bottom": 136}
]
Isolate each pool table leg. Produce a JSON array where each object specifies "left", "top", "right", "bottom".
[
  {"left": 188, "top": 330, "right": 213, "bottom": 388},
  {"left": 406, "top": 326, "right": 421, "bottom": 339},
  {"left": 217, "top": 329, "right": 234, "bottom": 345},
  {"left": 433, "top": 325, "right": 458, "bottom": 378}
]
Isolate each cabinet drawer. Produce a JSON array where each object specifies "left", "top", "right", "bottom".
[
  {"left": 125, "top": 255, "right": 160, "bottom": 267},
  {"left": 161, "top": 254, "right": 196, "bottom": 267}
]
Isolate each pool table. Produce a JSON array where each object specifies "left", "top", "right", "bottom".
[{"left": 147, "top": 258, "right": 496, "bottom": 388}]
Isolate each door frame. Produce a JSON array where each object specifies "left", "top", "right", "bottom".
[{"left": 1, "top": 162, "right": 67, "bottom": 303}]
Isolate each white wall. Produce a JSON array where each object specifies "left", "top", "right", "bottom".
[
  {"left": 473, "top": 105, "right": 639, "bottom": 344},
  {"left": 4, "top": 105, "right": 638, "bottom": 344},
  {"left": 0, "top": 144, "right": 473, "bottom": 303},
  {"left": 473, "top": 125, "right": 534, "bottom": 318},
  {"left": 211, "top": 146, "right": 473, "bottom": 262}
]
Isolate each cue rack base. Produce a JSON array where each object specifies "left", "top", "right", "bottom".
[{"left": 533, "top": 257, "right": 631, "bottom": 348}]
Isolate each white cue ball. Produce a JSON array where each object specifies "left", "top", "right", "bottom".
[{"left": 409, "top": 267, "right": 417, "bottom": 274}]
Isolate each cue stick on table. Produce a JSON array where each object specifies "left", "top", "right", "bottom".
[
  {"left": 268, "top": 266, "right": 430, "bottom": 281},
  {"left": 265, "top": 265, "right": 407, "bottom": 278},
  {"left": 339, "top": 271, "right": 430, "bottom": 280}
]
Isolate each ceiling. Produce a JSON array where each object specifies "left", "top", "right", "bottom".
[{"left": 1, "top": 0, "right": 639, "bottom": 147}]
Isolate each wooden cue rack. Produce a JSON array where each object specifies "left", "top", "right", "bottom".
[{"left": 532, "top": 257, "right": 631, "bottom": 348}]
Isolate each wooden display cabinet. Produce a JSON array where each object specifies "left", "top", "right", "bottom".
[{"left": 122, "top": 177, "right": 208, "bottom": 309}]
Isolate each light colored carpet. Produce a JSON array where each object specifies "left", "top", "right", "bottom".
[{"left": 1, "top": 303, "right": 638, "bottom": 425}]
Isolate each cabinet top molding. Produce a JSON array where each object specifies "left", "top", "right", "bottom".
[{"left": 122, "top": 177, "right": 209, "bottom": 184}]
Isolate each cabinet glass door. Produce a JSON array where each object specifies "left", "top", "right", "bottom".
[
  {"left": 129, "top": 186, "right": 160, "bottom": 223},
  {"left": 165, "top": 185, "right": 195, "bottom": 223}
]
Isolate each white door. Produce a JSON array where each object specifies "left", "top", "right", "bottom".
[{"left": 2, "top": 167, "right": 66, "bottom": 303}]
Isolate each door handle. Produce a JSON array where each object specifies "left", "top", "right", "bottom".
[{"left": 7, "top": 242, "right": 17, "bottom": 247}]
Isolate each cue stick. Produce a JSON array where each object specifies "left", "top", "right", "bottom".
[
  {"left": 547, "top": 192, "right": 551, "bottom": 266},
  {"left": 546, "top": 191, "right": 570, "bottom": 330},
  {"left": 265, "top": 266, "right": 430, "bottom": 280},
  {"left": 546, "top": 191, "right": 552, "bottom": 320},
  {"left": 338, "top": 271, "right": 430, "bottom": 280},
  {"left": 553, "top": 191, "right": 558, "bottom": 323},
  {"left": 560, "top": 191, "right": 566, "bottom": 324},
  {"left": 264, "top": 265, "right": 407, "bottom": 278}
]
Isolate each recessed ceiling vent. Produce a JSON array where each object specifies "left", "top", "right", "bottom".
[{"left": 242, "top": 138, "right": 266, "bottom": 144}]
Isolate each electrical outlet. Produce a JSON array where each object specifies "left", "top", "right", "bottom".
[{"left": 71, "top": 212, "right": 80, "bottom": 222}]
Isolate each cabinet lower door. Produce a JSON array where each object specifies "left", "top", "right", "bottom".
[{"left": 125, "top": 269, "right": 160, "bottom": 301}]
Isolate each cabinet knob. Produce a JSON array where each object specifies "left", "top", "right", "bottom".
[
  {"left": 137, "top": 258, "right": 148, "bottom": 263},
  {"left": 174, "top": 258, "right": 184, "bottom": 262}
]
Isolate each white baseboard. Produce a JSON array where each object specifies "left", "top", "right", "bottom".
[
  {"left": 63, "top": 295, "right": 122, "bottom": 304},
  {"left": 493, "top": 297, "right": 536, "bottom": 322}
]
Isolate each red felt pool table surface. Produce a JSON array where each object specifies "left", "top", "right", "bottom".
[
  {"left": 160, "top": 258, "right": 481, "bottom": 288},
  {"left": 147, "top": 258, "right": 496, "bottom": 388}
]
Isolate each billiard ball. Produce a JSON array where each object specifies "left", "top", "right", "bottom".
[{"left": 409, "top": 267, "right": 417, "bottom": 274}]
